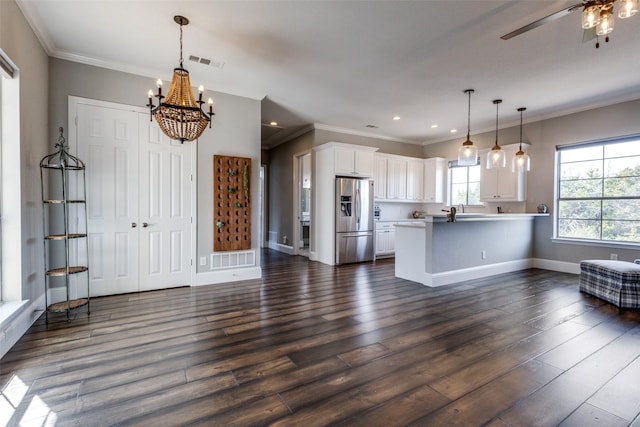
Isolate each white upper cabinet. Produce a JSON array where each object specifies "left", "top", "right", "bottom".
[
  {"left": 479, "top": 147, "right": 526, "bottom": 202},
  {"left": 373, "top": 154, "right": 445, "bottom": 203},
  {"left": 423, "top": 157, "right": 446, "bottom": 203},
  {"left": 374, "top": 156, "right": 387, "bottom": 199},
  {"left": 334, "top": 146, "right": 375, "bottom": 176},
  {"left": 386, "top": 157, "right": 407, "bottom": 200},
  {"left": 406, "top": 159, "right": 424, "bottom": 201}
]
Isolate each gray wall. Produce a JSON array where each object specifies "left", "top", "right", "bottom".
[
  {"left": 0, "top": 0, "right": 49, "bottom": 304},
  {"left": 267, "top": 129, "right": 314, "bottom": 245},
  {"left": 423, "top": 98, "right": 640, "bottom": 264},
  {"left": 49, "top": 58, "right": 262, "bottom": 274},
  {"left": 266, "top": 127, "right": 424, "bottom": 249}
]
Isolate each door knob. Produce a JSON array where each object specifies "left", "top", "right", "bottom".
[
  {"left": 131, "top": 222, "right": 137, "bottom": 228},
  {"left": 142, "top": 222, "right": 149, "bottom": 228}
]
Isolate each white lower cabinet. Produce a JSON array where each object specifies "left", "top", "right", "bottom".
[{"left": 375, "top": 222, "right": 396, "bottom": 256}]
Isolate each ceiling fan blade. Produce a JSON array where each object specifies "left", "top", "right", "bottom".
[
  {"left": 501, "top": 3, "right": 584, "bottom": 40},
  {"left": 582, "top": 26, "right": 597, "bottom": 42}
]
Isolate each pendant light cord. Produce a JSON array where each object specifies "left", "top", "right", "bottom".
[
  {"left": 519, "top": 109, "right": 523, "bottom": 150},
  {"left": 495, "top": 102, "right": 499, "bottom": 145},
  {"left": 466, "top": 90, "right": 471, "bottom": 138},
  {"left": 518, "top": 107, "right": 526, "bottom": 151},
  {"left": 179, "top": 22, "right": 184, "bottom": 68}
]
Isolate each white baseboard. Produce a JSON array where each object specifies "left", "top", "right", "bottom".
[
  {"left": 309, "top": 250, "right": 318, "bottom": 261},
  {"left": 0, "top": 294, "right": 44, "bottom": 358},
  {"left": 400, "top": 258, "right": 580, "bottom": 288},
  {"left": 429, "top": 259, "right": 534, "bottom": 287},
  {"left": 192, "top": 266, "right": 262, "bottom": 286},
  {"left": 268, "top": 240, "right": 294, "bottom": 255},
  {"left": 532, "top": 258, "right": 580, "bottom": 274}
]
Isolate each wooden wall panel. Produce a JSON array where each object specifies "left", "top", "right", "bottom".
[{"left": 213, "top": 155, "right": 251, "bottom": 251}]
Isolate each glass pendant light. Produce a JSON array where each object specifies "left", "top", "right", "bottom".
[
  {"left": 582, "top": 4, "right": 601, "bottom": 29},
  {"left": 512, "top": 107, "right": 531, "bottom": 173},
  {"left": 618, "top": 0, "right": 638, "bottom": 18},
  {"left": 458, "top": 89, "right": 478, "bottom": 166},
  {"left": 486, "top": 99, "right": 506, "bottom": 169},
  {"left": 596, "top": 3, "right": 615, "bottom": 35}
]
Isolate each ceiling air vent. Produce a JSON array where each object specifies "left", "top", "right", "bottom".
[
  {"left": 365, "top": 124, "right": 379, "bottom": 129},
  {"left": 188, "top": 55, "right": 225, "bottom": 70}
]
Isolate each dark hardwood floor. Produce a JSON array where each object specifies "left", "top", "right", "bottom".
[{"left": 2, "top": 249, "right": 640, "bottom": 426}]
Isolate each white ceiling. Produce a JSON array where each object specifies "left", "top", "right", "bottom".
[{"left": 17, "top": 0, "right": 640, "bottom": 148}]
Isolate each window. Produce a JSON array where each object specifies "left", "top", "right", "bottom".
[
  {"left": 556, "top": 136, "right": 640, "bottom": 244},
  {"left": 449, "top": 160, "right": 481, "bottom": 206}
]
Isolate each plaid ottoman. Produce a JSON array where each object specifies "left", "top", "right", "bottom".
[{"left": 579, "top": 260, "right": 640, "bottom": 309}]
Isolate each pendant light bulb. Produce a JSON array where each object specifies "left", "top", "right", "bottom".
[
  {"left": 486, "top": 99, "right": 506, "bottom": 169},
  {"left": 458, "top": 89, "right": 478, "bottom": 166},
  {"left": 512, "top": 107, "right": 530, "bottom": 173},
  {"left": 618, "top": 0, "right": 639, "bottom": 18}
]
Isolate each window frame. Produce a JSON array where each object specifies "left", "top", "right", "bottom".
[
  {"left": 448, "top": 159, "right": 483, "bottom": 207},
  {"left": 554, "top": 134, "right": 640, "bottom": 247}
]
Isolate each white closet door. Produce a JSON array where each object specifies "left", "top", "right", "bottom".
[
  {"left": 78, "top": 103, "right": 140, "bottom": 296},
  {"left": 137, "top": 114, "right": 192, "bottom": 291}
]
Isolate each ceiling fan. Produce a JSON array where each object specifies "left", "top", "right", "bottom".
[{"left": 501, "top": 0, "right": 638, "bottom": 47}]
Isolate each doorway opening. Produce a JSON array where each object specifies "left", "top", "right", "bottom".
[{"left": 293, "top": 151, "right": 312, "bottom": 258}]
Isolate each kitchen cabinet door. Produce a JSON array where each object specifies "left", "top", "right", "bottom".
[
  {"left": 386, "top": 158, "right": 407, "bottom": 200},
  {"left": 375, "top": 229, "right": 395, "bottom": 255},
  {"left": 406, "top": 159, "right": 424, "bottom": 201},
  {"left": 479, "top": 152, "right": 525, "bottom": 201},
  {"left": 334, "top": 147, "right": 375, "bottom": 176},
  {"left": 374, "top": 156, "right": 387, "bottom": 199},
  {"left": 354, "top": 150, "right": 374, "bottom": 176},
  {"left": 424, "top": 157, "right": 446, "bottom": 203}
]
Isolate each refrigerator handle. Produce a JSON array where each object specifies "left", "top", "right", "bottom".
[{"left": 355, "top": 186, "right": 360, "bottom": 224}]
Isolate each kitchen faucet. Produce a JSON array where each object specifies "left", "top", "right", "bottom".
[{"left": 458, "top": 203, "right": 465, "bottom": 213}]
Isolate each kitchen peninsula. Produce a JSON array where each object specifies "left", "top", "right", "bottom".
[{"left": 395, "top": 213, "right": 546, "bottom": 287}]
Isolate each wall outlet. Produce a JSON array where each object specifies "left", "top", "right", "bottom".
[
  {"left": 199, "top": 256, "right": 207, "bottom": 266},
  {"left": 610, "top": 253, "right": 618, "bottom": 260},
  {"left": 481, "top": 250, "right": 487, "bottom": 260}
]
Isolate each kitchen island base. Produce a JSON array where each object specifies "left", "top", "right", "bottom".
[{"left": 395, "top": 214, "right": 542, "bottom": 287}]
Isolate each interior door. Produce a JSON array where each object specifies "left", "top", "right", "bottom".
[
  {"left": 76, "top": 100, "right": 192, "bottom": 296},
  {"left": 138, "top": 114, "right": 192, "bottom": 291},
  {"left": 78, "top": 103, "right": 140, "bottom": 296}
]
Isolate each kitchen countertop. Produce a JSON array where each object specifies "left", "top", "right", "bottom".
[{"left": 394, "top": 213, "right": 548, "bottom": 225}]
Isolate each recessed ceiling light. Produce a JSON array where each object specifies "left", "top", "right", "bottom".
[
  {"left": 270, "top": 121, "right": 278, "bottom": 126},
  {"left": 450, "top": 129, "right": 457, "bottom": 133},
  {"left": 392, "top": 116, "right": 401, "bottom": 121},
  {"left": 431, "top": 124, "right": 439, "bottom": 128}
]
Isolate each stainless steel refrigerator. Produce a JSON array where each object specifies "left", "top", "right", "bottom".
[{"left": 335, "top": 176, "right": 374, "bottom": 264}]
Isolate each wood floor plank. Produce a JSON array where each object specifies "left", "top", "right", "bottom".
[
  {"left": 496, "top": 326, "right": 640, "bottom": 426},
  {"left": 558, "top": 403, "right": 630, "bottom": 427},
  {"left": 2, "top": 250, "right": 639, "bottom": 426}
]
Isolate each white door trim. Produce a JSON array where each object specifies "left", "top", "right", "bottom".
[{"left": 68, "top": 96, "right": 196, "bottom": 288}]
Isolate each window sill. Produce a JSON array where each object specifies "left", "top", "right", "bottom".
[
  {"left": 0, "top": 300, "right": 28, "bottom": 330},
  {"left": 552, "top": 237, "right": 640, "bottom": 249}
]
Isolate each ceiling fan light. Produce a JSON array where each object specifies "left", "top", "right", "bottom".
[
  {"left": 596, "top": 9, "right": 615, "bottom": 35},
  {"left": 618, "top": 0, "right": 639, "bottom": 18},
  {"left": 582, "top": 4, "right": 601, "bottom": 28}
]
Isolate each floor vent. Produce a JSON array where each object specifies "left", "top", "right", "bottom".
[{"left": 210, "top": 250, "right": 256, "bottom": 270}]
